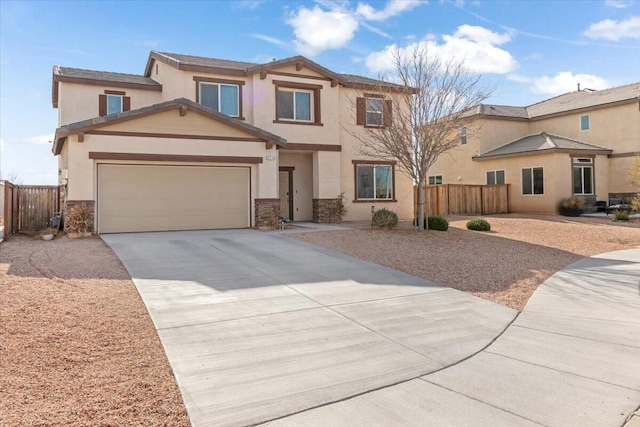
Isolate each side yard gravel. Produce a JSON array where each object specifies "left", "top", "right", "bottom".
[
  {"left": 290, "top": 214, "right": 640, "bottom": 311},
  {"left": 0, "top": 235, "right": 190, "bottom": 427}
]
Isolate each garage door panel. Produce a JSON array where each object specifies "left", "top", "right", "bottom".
[{"left": 98, "top": 165, "right": 250, "bottom": 233}]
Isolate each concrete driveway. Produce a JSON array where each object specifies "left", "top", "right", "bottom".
[{"left": 102, "top": 229, "right": 518, "bottom": 426}]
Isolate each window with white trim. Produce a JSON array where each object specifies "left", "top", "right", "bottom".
[
  {"left": 355, "top": 164, "right": 393, "bottom": 200},
  {"left": 199, "top": 82, "right": 239, "bottom": 116},
  {"left": 366, "top": 98, "right": 384, "bottom": 127},
  {"left": 461, "top": 126, "right": 467, "bottom": 145},
  {"left": 106, "top": 95, "right": 122, "bottom": 115},
  {"left": 486, "top": 170, "right": 505, "bottom": 185},
  {"left": 428, "top": 175, "right": 443, "bottom": 185},
  {"left": 277, "top": 88, "right": 312, "bottom": 121},
  {"left": 522, "top": 167, "right": 544, "bottom": 195},
  {"left": 580, "top": 114, "right": 590, "bottom": 131},
  {"left": 572, "top": 157, "right": 594, "bottom": 195}
]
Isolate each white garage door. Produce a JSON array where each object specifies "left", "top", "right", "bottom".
[{"left": 97, "top": 164, "right": 250, "bottom": 233}]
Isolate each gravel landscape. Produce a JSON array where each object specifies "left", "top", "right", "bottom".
[
  {"left": 1, "top": 213, "right": 639, "bottom": 425},
  {"left": 0, "top": 236, "right": 190, "bottom": 427},
  {"left": 290, "top": 214, "right": 640, "bottom": 310}
]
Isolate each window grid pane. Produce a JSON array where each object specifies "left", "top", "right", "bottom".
[
  {"left": 107, "top": 95, "right": 122, "bottom": 115},
  {"left": 375, "top": 166, "right": 392, "bottom": 199},
  {"left": 487, "top": 171, "right": 496, "bottom": 185},
  {"left": 522, "top": 168, "right": 533, "bottom": 195},
  {"left": 533, "top": 168, "right": 544, "bottom": 194},
  {"left": 278, "top": 91, "right": 294, "bottom": 119},
  {"left": 220, "top": 85, "right": 239, "bottom": 116},
  {"left": 295, "top": 91, "right": 311, "bottom": 121},
  {"left": 580, "top": 115, "right": 590, "bottom": 131},
  {"left": 357, "top": 165, "right": 374, "bottom": 199},
  {"left": 496, "top": 170, "right": 505, "bottom": 185},
  {"left": 200, "top": 84, "right": 219, "bottom": 111},
  {"left": 366, "top": 98, "right": 383, "bottom": 126}
]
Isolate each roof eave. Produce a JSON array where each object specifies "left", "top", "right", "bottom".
[{"left": 472, "top": 147, "right": 613, "bottom": 161}]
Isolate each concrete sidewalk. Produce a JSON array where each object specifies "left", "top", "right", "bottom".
[
  {"left": 102, "top": 230, "right": 517, "bottom": 426},
  {"left": 269, "top": 247, "right": 640, "bottom": 427}
]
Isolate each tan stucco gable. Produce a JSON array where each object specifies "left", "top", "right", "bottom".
[{"left": 53, "top": 98, "right": 287, "bottom": 155}]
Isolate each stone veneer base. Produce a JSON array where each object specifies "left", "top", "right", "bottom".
[{"left": 312, "top": 198, "right": 342, "bottom": 224}]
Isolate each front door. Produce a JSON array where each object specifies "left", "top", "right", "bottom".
[{"left": 279, "top": 167, "right": 294, "bottom": 220}]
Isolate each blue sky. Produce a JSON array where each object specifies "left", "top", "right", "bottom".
[{"left": 1, "top": 0, "right": 639, "bottom": 184}]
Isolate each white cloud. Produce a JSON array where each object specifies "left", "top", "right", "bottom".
[
  {"left": 530, "top": 72, "right": 609, "bottom": 95},
  {"left": 361, "top": 22, "right": 392, "bottom": 39},
  {"left": 26, "top": 133, "right": 54, "bottom": 145},
  {"left": 584, "top": 16, "right": 640, "bottom": 40},
  {"left": 287, "top": 5, "right": 359, "bottom": 56},
  {"left": 135, "top": 39, "right": 159, "bottom": 48},
  {"left": 365, "top": 25, "right": 517, "bottom": 74},
  {"left": 250, "top": 33, "right": 289, "bottom": 48},
  {"left": 0, "top": 138, "right": 5, "bottom": 151},
  {"left": 506, "top": 74, "right": 533, "bottom": 83},
  {"left": 605, "top": 0, "right": 634, "bottom": 8},
  {"left": 356, "top": 0, "right": 422, "bottom": 21}
]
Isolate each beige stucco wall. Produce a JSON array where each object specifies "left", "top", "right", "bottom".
[
  {"left": 57, "top": 82, "right": 163, "bottom": 126},
  {"left": 279, "top": 152, "right": 313, "bottom": 221},
  {"left": 608, "top": 156, "right": 637, "bottom": 193}
]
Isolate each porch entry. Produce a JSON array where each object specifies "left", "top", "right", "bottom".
[{"left": 279, "top": 167, "right": 294, "bottom": 220}]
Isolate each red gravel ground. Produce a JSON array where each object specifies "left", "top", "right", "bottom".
[{"left": 0, "top": 235, "right": 190, "bottom": 427}]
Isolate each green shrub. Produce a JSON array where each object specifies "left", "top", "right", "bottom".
[
  {"left": 372, "top": 208, "right": 398, "bottom": 229},
  {"left": 427, "top": 215, "right": 448, "bottom": 231},
  {"left": 613, "top": 209, "right": 630, "bottom": 221},
  {"left": 466, "top": 218, "right": 491, "bottom": 231}
]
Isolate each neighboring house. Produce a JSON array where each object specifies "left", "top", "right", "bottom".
[
  {"left": 52, "top": 51, "right": 414, "bottom": 233},
  {"left": 429, "top": 83, "right": 640, "bottom": 214}
]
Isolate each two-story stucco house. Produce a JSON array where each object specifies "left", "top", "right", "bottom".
[
  {"left": 52, "top": 51, "right": 415, "bottom": 233},
  {"left": 428, "top": 83, "right": 640, "bottom": 214}
]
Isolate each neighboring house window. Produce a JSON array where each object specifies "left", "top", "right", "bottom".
[
  {"left": 428, "top": 175, "right": 443, "bottom": 185},
  {"left": 98, "top": 90, "right": 130, "bottom": 117},
  {"left": 461, "top": 126, "right": 467, "bottom": 145},
  {"left": 580, "top": 115, "right": 590, "bottom": 131},
  {"left": 194, "top": 76, "right": 244, "bottom": 119},
  {"left": 354, "top": 162, "right": 394, "bottom": 200},
  {"left": 278, "top": 89, "right": 312, "bottom": 121},
  {"left": 273, "top": 80, "right": 322, "bottom": 125},
  {"left": 357, "top": 95, "right": 392, "bottom": 127},
  {"left": 522, "top": 167, "right": 544, "bottom": 195},
  {"left": 572, "top": 157, "right": 594, "bottom": 195},
  {"left": 486, "top": 170, "right": 505, "bottom": 185}
]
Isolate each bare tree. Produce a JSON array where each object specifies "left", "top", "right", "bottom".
[{"left": 348, "top": 46, "right": 492, "bottom": 230}]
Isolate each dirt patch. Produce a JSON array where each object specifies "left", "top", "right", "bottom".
[
  {"left": 0, "top": 235, "right": 190, "bottom": 427},
  {"left": 289, "top": 214, "right": 640, "bottom": 311}
]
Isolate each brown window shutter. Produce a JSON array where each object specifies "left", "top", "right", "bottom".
[
  {"left": 356, "top": 97, "right": 365, "bottom": 126},
  {"left": 123, "top": 96, "right": 131, "bottom": 112},
  {"left": 383, "top": 100, "right": 393, "bottom": 127},
  {"left": 98, "top": 94, "right": 107, "bottom": 117}
]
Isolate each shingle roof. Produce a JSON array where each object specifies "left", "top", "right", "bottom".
[
  {"left": 155, "top": 52, "right": 259, "bottom": 70},
  {"left": 471, "top": 82, "right": 640, "bottom": 120},
  {"left": 53, "top": 98, "right": 286, "bottom": 155},
  {"left": 338, "top": 73, "right": 408, "bottom": 90},
  {"left": 474, "top": 132, "right": 612, "bottom": 159},
  {"left": 55, "top": 66, "right": 161, "bottom": 87},
  {"left": 526, "top": 82, "right": 640, "bottom": 117}
]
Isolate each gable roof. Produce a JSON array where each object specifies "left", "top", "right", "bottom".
[
  {"left": 145, "top": 51, "right": 410, "bottom": 91},
  {"left": 52, "top": 65, "right": 162, "bottom": 108},
  {"left": 473, "top": 132, "right": 612, "bottom": 160},
  {"left": 469, "top": 82, "right": 640, "bottom": 121},
  {"left": 53, "top": 98, "right": 286, "bottom": 155}
]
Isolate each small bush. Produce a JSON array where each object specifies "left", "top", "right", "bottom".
[
  {"left": 372, "top": 208, "right": 398, "bottom": 229},
  {"left": 613, "top": 209, "right": 630, "bottom": 221},
  {"left": 560, "top": 196, "right": 585, "bottom": 210},
  {"left": 466, "top": 218, "right": 491, "bottom": 231},
  {"left": 427, "top": 215, "right": 448, "bottom": 231}
]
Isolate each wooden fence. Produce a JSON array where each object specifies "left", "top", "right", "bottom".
[
  {"left": 3, "top": 184, "right": 61, "bottom": 240},
  {"left": 415, "top": 184, "right": 510, "bottom": 217}
]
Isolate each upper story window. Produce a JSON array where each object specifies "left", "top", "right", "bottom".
[
  {"left": 194, "top": 76, "right": 244, "bottom": 119},
  {"left": 522, "top": 167, "right": 544, "bottom": 195},
  {"left": 461, "top": 126, "right": 467, "bottom": 145},
  {"left": 353, "top": 161, "right": 395, "bottom": 201},
  {"left": 580, "top": 114, "right": 590, "bottom": 131},
  {"left": 99, "top": 90, "right": 130, "bottom": 117},
  {"left": 273, "top": 80, "right": 322, "bottom": 125},
  {"left": 278, "top": 89, "right": 312, "bottom": 121},
  {"left": 357, "top": 95, "right": 392, "bottom": 128},
  {"left": 486, "top": 170, "right": 505, "bottom": 185}
]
